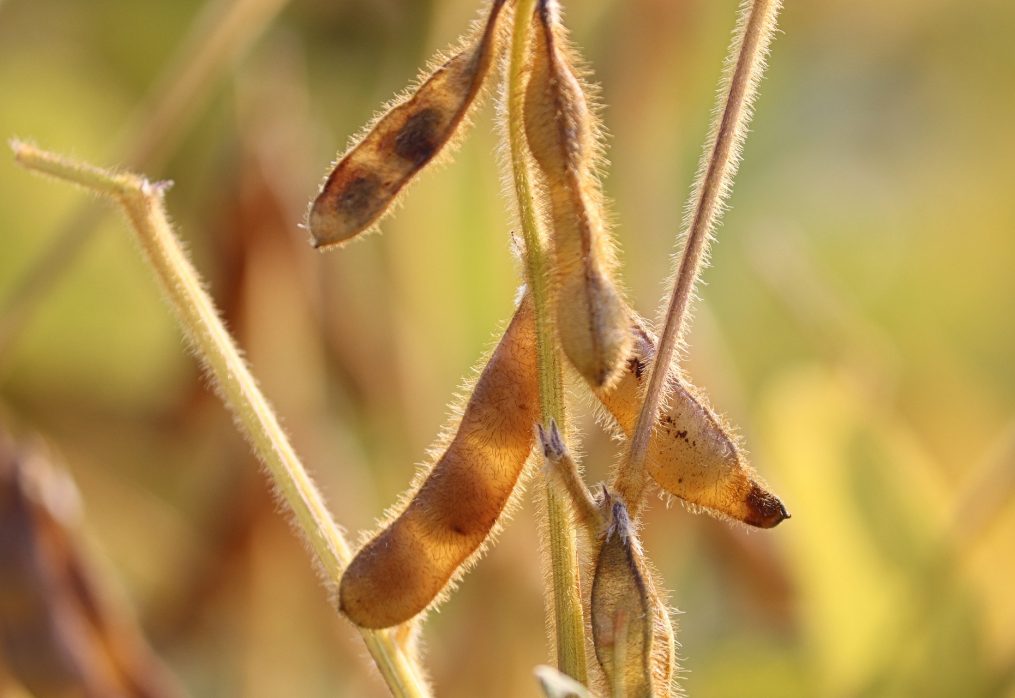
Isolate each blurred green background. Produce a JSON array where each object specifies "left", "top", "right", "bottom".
[{"left": 1, "top": 0, "right": 1013, "bottom": 696}]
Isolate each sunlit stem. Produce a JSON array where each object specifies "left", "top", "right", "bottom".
[
  {"left": 539, "top": 421, "right": 603, "bottom": 541},
  {"left": 11, "top": 142, "right": 431, "bottom": 698},
  {"left": 506, "top": 0, "right": 589, "bottom": 684},
  {"left": 617, "top": 0, "right": 783, "bottom": 517}
]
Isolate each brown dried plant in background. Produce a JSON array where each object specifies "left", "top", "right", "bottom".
[{"left": 0, "top": 429, "right": 182, "bottom": 698}]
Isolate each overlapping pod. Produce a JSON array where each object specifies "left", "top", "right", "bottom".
[
  {"left": 591, "top": 496, "right": 675, "bottom": 697},
  {"left": 522, "top": 0, "right": 631, "bottom": 388},
  {"left": 594, "top": 317, "right": 789, "bottom": 528},
  {"left": 339, "top": 297, "right": 539, "bottom": 629},
  {"left": 309, "top": 0, "right": 509, "bottom": 248}
]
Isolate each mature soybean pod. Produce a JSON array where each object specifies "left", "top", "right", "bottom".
[
  {"left": 309, "top": 0, "right": 508, "bottom": 248},
  {"left": 594, "top": 318, "right": 789, "bottom": 528},
  {"left": 591, "top": 497, "right": 675, "bottom": 697},
  {"left": 523, "top": 0, "right": 631, "bottom": 389},
  {"left": 339, "top": 297, "right": 538, "bottom": 629}
]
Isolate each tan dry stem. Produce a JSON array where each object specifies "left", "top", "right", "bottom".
[
  {"left": 538, "top": 420, "right": 604, "bottom": 540},
  {"left": 507, "top": 0, "right": 589, "bottom": 684},
  {"left": 621, "top": 0, "right": 783, "bottom": 513}
]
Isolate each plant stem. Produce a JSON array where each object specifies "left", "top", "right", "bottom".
[
  {"left": 538, "top": 422, "right": 603, "bottom": 541},
  {"left": 506, "top": 0, "right": 588, "bottom": 684},
  {"left": 617, "top": 0, "right": 783, "bottom": 514},
  {"left": 11, "top": 142, "right": 430, "bottom": 698}
]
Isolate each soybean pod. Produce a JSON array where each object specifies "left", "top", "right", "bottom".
[
  {"left": 339, "top": 296, "right": 538, "bottom": 629},
  {"left": 309, "top": 0, "right": 509, "bottom": 248},
  {"left": 591, "top": 495, "right": 676, "bottom": 697},
  {"left": 594, "top": 317, "right": 789, "bottom": 528},
  {"left": 523, "top": 0, "right": 631, "bottom": 389}
]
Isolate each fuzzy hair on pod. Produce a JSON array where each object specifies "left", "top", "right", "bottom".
[
  {"left": 339, "top": 296, "right": 539, "bottom": 629},
  {"left": 309, "top": 0, "right": 510, "bottom": 248},
  {"left": 521, "top": 0, "right": 632, "bottom": 390},
  {"left": 591, "top": 495, "right": 677, "bottom": 697},
  {"left": 592, "top": 315, "right": 789, "bottom": 528}
]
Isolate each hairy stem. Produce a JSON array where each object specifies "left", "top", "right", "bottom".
[
  {"left": 507, "top": 0, "right": 589, "bottom": 683},
  {"left": 11, "top": 142, "right": 430, "bottom": 698},
  {"left": 539, "top": 422, "right": 603, "bottom": 541},
  {"left": 617, "top": 0, "right": 783, "bottom": 515}
]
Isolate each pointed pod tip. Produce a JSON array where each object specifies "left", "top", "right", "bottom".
[
  {"left": 744, "top": 483, "right": 791, "bottom": 529},
  {"left": 308, "top": 228, "right": 348, "bottom": 252}
]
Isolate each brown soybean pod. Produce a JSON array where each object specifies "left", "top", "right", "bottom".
[
  {"left": 523, "top": 0, "right": 631, "bottom": 388},
  {"left": 339, "top": 296, "right": 539, "bottom": 629},
  {"left": 591, "top": 497, "right": 675, "bottom": 697},
  {"left": 309, "top": 0, "right": 508, "bottom": 248},
  {"left": 593, "top": 318, "right": 789, "bottom": 528}
]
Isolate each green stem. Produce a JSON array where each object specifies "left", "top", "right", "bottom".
[
  {"left": 506, "top": 1, "right": 588, "bottom": 684},
  {"left": 11, "top": 142, "right": 430, "bottom": 698}
]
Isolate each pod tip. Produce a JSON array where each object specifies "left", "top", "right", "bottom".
[{"left": 744, "top": 483, "right": 790, "bottom": 529}]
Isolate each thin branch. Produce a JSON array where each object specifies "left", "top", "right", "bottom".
[
  {"left": 11, "top": 142, "right": 431, "bottom": 698},
  {"left": 539, "top": 421, "right": 604, "bottom": 541},
  {"left": 616, "top": 0, "right": 783, "bottom": 513}
]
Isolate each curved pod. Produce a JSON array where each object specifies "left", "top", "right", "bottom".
[
  {"left": 309, "top": 0, "right": 509, "bottom": 248},
  {"left": 523, "top": 0, "right": 631, "bottom": 388},
  {"left": 594, "top": 319, "right": 788, "bottom": 528},
  {"left": 340, "top": 297, "right": 538, "bottom": 628}
]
